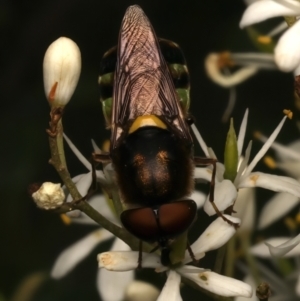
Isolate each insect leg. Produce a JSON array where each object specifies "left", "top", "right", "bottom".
[
  {"left": 194, "top": 157, "right": 238, "bottom": 228},
  {"left": 138, "top": 240, "right": 143, "bottom": 269}
]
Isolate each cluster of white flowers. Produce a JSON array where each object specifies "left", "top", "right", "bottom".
[{"left": 40, "top": 3, "right": 300, "bottom": 297}]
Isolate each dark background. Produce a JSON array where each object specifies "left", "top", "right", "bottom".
[{"left": 0, "top": 0, "right": 297, "bottom": 300}]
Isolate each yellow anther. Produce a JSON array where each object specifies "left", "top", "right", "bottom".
[
  {"left": 60, "top": 214, "right": 72, "bottom": 225},
  {"left": 295, "top": 212, "right": 300, "bottom": 225},
  {"left": 264, "top": 156, "right": 277, "bottom": 169},
  {"left": 284, "top": 217, "right": 297, "bottom": 231},
  {"left": 253, "top": 131, "right": 262, "bottom": 140},
  {"left": 102, "top": 140, "right": 110, "bottom": 152},
  {"left": 218, "top": 52, "right": 235, "bottom": 68},
  {"left": 294, "top": 93, "right": 300, "bottom": 111},
  {"left": 283, "top": 109, "right": 293, "bottom": 119},
  {"left": 257, "top": 35, "right": 272, "bottom": 44}
]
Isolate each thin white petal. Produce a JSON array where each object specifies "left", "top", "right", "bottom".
[
  {"left": 51, "top": 229, "right": 114, "bottom": 278},
  {"left": 191, "top": 124, "right": 209, "bottom": 157},
  {"left": 258, "top": 192, "right": 299, "bottom": 229},
  {"left": 233, "top": 188, "right": 255, "bottom": 234},
  {"left": 266, "top": 234, "right": 300, "bottom": 257},
  {"left": 240, "top": 0, "right": 300, "bottom": 28},
  {"left": 65, "top": 173, "right": 89, "bottom": 203},
  {"left": 205, "top": 53, "right": 258, "bottom": 87},
  {"left": 97, "top": 238, "right": 133, "bottom": 301},
  {"left": 235, "top": 275, "right": 257, "bottom": 301},
  {"left": 234, "top": 141, "right": 252, "bottom": 187},
  {"left": 98, "top": 252, "right": 161, "bottom": 271},
  {"left": 251, "top": 236, "right": 300, "bottom": 257},
  {"left": 204, "top": 180, "right": 237, "bottom": 216},
  {"left": 238, "top": 172, "right": 300, "bottom": 197},
  {"left": 63, "top": 133, "right": 91, "bottom": 170},
  {"left": 157, "top": 271, "right": 182, "bottom": 301},
  {"left": 181, "top": 271, "right": 252, "bottom": 297},
  {"left": 237, "top": 109, "right": 249, "bottom": 158},
  {"left": 275, "top": 20, "right": 300, "bottom": 72},
  {"left": 74, "top": 172, "right": 92, "bottom": 196},
  {"left": 278, "top": 162, "right": 300, "bottom": 179},
  {"left": 91, "top": 139, "right": 101, "bottom": 153},
  {"left": 262, "top": 138, "right": 300, "bottom": 162},
  {"left": 97, "top": 267, "right": 134, "bottom": 301},
  {"left": 189, "top": 215, "right": 240, "bottom": 256},
  {"left": 176, "top": 265, "right": 208, "bottom": 274},
  {"left": 88, "top": 194, "right": 120, "bottom": 225},
  {"left": 242, "top": 116, "right": 287, "bottom": 178},
  {"left": 267, "top": 20, "right": 288, "bottom": 37}
]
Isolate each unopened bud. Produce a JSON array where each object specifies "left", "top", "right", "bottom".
[
  {"left": 32, "top": 182, "right": 65, "bottom": 210},
  {"left": 43, "top": 37, "right": 81, "bottom": 107}
]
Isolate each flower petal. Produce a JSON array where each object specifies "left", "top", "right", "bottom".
[
  {"left": 194, "top": 167, "right": 212, "bottom": 182},
  {"left": 181, "top": 270, "right": 252, "bottom": 297},
  {"left": 124, "top": 281, "right": 160, "bottom": 301},
  {"left": 43, "top": 37, "right": 81, "bottom": 106},
  {"left": 251, "top": 236, "right": 300, "bottom": 257},
  {"left": 97, "top": 238, "right": 134, "bottom": 301},
  {"left": 240, "top": 0, "right": 300, "bottom": 28},
  {"left": 238, "top": 172, "right": 300, "bottom": 197},
  {"left": 296, "top": 273, "right": 300, "bottom": 297},
  {"left": 190, "top": 124, "right": 209, "bottom": 157},
  {"left": 235, "top": 275, "right": 257, "bottom": 301},
  {"left": 266, "top": 234, "right": 300, "bottom": 257},
  {"left": 191, "top": 190, "right": 206, "bottom": 208},
  {"left": 275, "top": 20, "right": 300, "bottom": 72},
  {"left": 157, "top": 271, "right": 182, "bottom": 301},
  {"left": 241, "top": 116, "right": 287, "bottom": 178},
  {"left": 63, "top": 133, "right": 91, "bottom": 170},
  {"left": 258, "top": 192, "right": 299, "bottom": 229},
  {"left": 204, "top": 180, "right": 237, "bottom": 216},
  {"left": 237, "top": 109, "right": 249, "bottom": 158},
  {"left": 189, "top": 215, "right": 240, "bottom": 256},
  {"left": 205, "top": 53, "right": 258, "bottom": 87},
  {"left": 233, "top": 188, "right": 255, "bottom": 235},
  {"left": 51, "top": 229, "right": 114, "bottom": 278},
  {"left": 98, "top": 251, "right": 161, "bottom": 271}
]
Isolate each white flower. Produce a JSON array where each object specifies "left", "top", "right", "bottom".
[
  {"left": 254, "top": 137, "right": 300, "bottom": 229},
  {"left": 43, "top": 37, "right": 81, "bottom": 107},
  {"left": 251, "top": 237, "right": 300, "bottom": 298},
  {"left": 32, "top": 182, "right": 65, "bottom": 209},
  {"left": 192, "top": 110, "right": 300, "bottom": 219},
  {"left": 98, "top": 215, "right": 253, "bottom": 300},
  {"left": 205, "top": 52, "right": 276, "bottom": 121},
  {"left": 205, "top": 52, "right": 276, "bottom": 88},
  {"left": 240, "top": 0, "right": 300, "bottom": 74}
]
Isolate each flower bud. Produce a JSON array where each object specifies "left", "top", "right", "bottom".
[
  {"left": 32, "top": 182, "right": 65, "bottom": 210},
  {"left": 43, "top": 37, "right": 81, "bottom": 107}
]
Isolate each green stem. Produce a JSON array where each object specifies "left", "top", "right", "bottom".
[{"left": 239, "top": 233, "right": 261, "bottom": 284}]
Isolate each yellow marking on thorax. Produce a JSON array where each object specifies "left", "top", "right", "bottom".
[{"left": 129, "top": 115, "right": 167, "bottom": 134}]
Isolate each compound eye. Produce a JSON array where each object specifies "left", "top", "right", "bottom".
[
  {"left": 120, "top": 207, "right": 159, "bottom": 242},
  {"left": 159, "top": 200, "right": 197, "bottom": 237}
]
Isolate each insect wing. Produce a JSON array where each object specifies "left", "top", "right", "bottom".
[{"left": 111, "top": 5, "right": 191, "bottom": 150}]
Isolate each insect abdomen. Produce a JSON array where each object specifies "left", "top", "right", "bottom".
[{"left": 112, "top": 126, "right": 194, "bottom": 206}]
